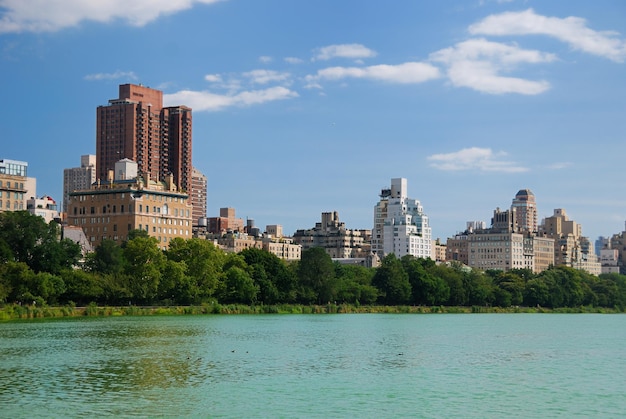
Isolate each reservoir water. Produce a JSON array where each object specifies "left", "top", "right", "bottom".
[{"left": 1, "top": 313, "right": 625, "bottom": 418}]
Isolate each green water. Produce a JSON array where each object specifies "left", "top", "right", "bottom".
[{"left": 1, "top": 314, "right": 625, "bottom": 418}]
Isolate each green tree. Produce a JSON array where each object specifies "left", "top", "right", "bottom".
[
  {"left": 60, "top": 269, "right": 103, "bottom": 305},
  {"left": 0, "top": 211, "right": 78, "bottom": 274},
  {"left": 219, "top": 266, "right": 259, "bottom": 304},
  {"left": 166, "top": 238, "right": 226, "bottom": 303},
  {"left": 401, "top": 256, "right": 449, "bottom": 305},
  {"left": 123, "top": 235, "right": 165, "bottom": 304},
  {"left": 297, "top": 247, "right": 336, "bottom": 304},
  {"left": 87, "top": 239, "right": 127, "bottom": 275},
  {"left": 239, "top": 248, "right": 297, "bottom": 303},
  {"left": 372, "top": 254, "right": 411, "bottom": 305}
]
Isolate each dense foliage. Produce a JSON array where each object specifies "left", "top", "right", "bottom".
[{"left": 1, "top": 211, "right": 626, "bottom": 310}]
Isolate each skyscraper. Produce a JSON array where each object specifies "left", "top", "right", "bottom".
[{"left": 96, "top": 84, "right": 192, "bottom": 194}]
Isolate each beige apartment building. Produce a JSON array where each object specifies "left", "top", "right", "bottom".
[
  {"left": 293, "top": 211, "right": 372, "bottom": 259},
  {"left": 0, "top": 159, "right": 36, "bottom": 213},
  {"left": 66, "top": 161, "right": 192, "bottom": 250},
  {"left": 540, "top": 208, "right": 601, "bottom": 275}
]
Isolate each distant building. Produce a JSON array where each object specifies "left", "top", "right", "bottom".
[
  {"left": 540, "top": 208, "right": 601, "bottom": 275},
  {"left": 465, "top": 208, "right": 554, "bottom": 273},
  {"left": 447, "top": 190, "right": 554, "bottom": 273},
  {"left": 433, "top": 238, "right": 446, "bottom": 262},
  {"left": 599, "top": 246, "right": 620, "bottom": 274},
  {"left": 66, "top": 160, "right": 192, "bottom": 250},
  {"left": 63, "top": 155, "right": 96, "bottom": 212},
  {"left": 191, "top": 166, "right": 207, "bottom": 226},
  {"left": 27, "top": 195, "right": 60, "bottom": 224},
  {"left": 214, "top": 231, "right": 302, "bottom": 261},
  {"left": 0, "top": 159, "right": 36, "bottom": 213},
  {"left": 293, "top": 211, "right": 372, "bottom": 259},
  {"left": 207, "top": 207, "right": 244, "bottom": 234},
  {"left": 373, "top": 178, "right": 432, "bottom": 259}
]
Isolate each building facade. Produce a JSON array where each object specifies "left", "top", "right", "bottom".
[
  {"left": 96, "top": 84, "right": 192, "bottom": 197},
  {"left": 191, "top": 166, "right": 207, "bottom": 225},
  {"left": 0, "top": 159, "right": 36, "bottom": 213},
  {"left": 63, "top": 155, "right": 97, "bottom": 212},
  {"left": 66, "top": 161, "right": 192, "bottom": 250},
  {"left": 373, "top": 178, "right": 432, "bottom": 259}
]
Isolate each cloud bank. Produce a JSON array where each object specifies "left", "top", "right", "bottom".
[
  {"left": 470, "top": 8, "right": 626, "bottom": 62},
  {"left": 430, "top": 38, "right": 556, "bottom": 95},
  {"left": 0, "top": 0, "right": 223, "bottom": 33}
]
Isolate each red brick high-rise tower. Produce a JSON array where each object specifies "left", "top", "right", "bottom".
[{"left": 96, "top": 84, "right": 192, "bottom": 194}]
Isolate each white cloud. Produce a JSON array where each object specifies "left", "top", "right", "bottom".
[
  {"left": 0, "top": 0, "right": 224, "bottom": 33},
  {"left": 204, "top": 74, "right": 222, "bottom": 83},
  {"left": 546, "top": 162, "right": 572, "bottom": 170},
  {"left": 284, "top": 57, "right": 304, "bottom": 64},
  {"left": 307, "top": 62, "right": 441, "bottom": 84},
  {"left": 164, "top": 86, "right": 298, "bottom": 112},
  {"left": 84, "top": 70, "right": 137, "bottom": 81},
  {"left": 243, "top": 69, "right": 291, "bottom": 85},
  {"left": 313, "top": 43, "right": 377, "bottom": 61},
  {"left": 430, "top": 38, "right": 555, "bottom": 94},
  {"left": 469, "top": 8, "right": 626, "bottom": 62},
  {"left": 258, "top": 56, "right": 272, "bottom": 63},
  {"left": 427, "top": 147, "right": 528, "bottom": 173}
]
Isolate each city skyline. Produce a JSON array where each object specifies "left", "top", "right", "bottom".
[{"left": 1, "top": 1, "right": 625, "bottom": 241}]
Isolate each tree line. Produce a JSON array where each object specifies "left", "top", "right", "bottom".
[{"left": 1, "top": 211, "right": 626, "bottom": 309}]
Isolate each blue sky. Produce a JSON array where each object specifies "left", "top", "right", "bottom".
[{"left": 1, "top": 0, "right": 625, "bottom": 242}]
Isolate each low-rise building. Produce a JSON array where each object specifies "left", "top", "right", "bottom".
[
  {"left": 293, "top": 211, "right": 371, "bottom": 259},
  {"left": 27, "top": 195, "right": 60, "bottom": 224},
  {"left": 66, "top": 160, "right": 192, "bottom": 250}
]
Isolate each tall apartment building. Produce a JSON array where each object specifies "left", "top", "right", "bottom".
[
  {"left": 191, "top": 166, "right": 207, "bottom": 225},
  {"left": 96, "top": 83, "right": 192, "bottom": 197},
  {"left": 0, "top": 159, "right": 36, "bottom": 213},
  {"left": 373, "top": 178, "right": 432, "bottom": 259},
  {"left": 66, "top": 160, "right": 192, "bottom": 250},
  {"left": 63, "top": 155, "right": 97, "bottom": 212},
  {"left": 511, "top": 189, "right": 538, "bottom": 232},
  {"left": 292, "top": 211, "right": 372, "bottom": 259}
]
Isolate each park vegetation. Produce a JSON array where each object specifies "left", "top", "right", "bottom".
[{"left": 1, "top": 211, "right": 626, "bottom": 314}]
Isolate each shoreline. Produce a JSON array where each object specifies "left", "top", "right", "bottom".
[{"left": 1, "top": 303, "right": 623, "bottom": 320}]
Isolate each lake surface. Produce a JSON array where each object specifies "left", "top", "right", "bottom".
[{"left": 1, "top": 313, "right": 625, "bottom": 418}]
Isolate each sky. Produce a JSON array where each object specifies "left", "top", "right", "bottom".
[{"left": 1, "top": 0, "right": 625, "bottom": 243}]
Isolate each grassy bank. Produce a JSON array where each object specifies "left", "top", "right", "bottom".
[{"left": 0, "top": 303, "right": 623, "bottom": 321}]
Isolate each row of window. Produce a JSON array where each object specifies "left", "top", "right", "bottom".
[
  {"left": 0, "top": 181, "right": 25, "bottom": 189},
  {"left": 0, "top": 201, "right": 23, "bottom": 210},
  {"left": 0, "top": 191, "right": 24, "bottom": 199}
]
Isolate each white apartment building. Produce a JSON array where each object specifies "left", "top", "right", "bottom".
[
  {"left": 27, "top": 195, "right": 60, "bottom": 224},
  {"left": 373, "top": 178, "right": 432, "bottom": 259}
]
